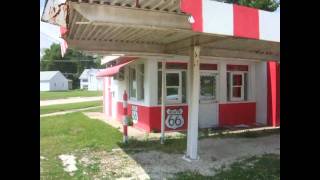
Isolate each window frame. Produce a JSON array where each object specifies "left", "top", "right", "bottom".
[
  {"left": 165, "top": 70, "right": 182, "bottom": 104},
  {"left": 157, "top": 62, "right": 188, "bottom": 105},
  {"left": 229, "top": 71, "right": 245, "bottom": 101},
  {"left": 128, "top": 63, "right": 145, "bottom": 101}
]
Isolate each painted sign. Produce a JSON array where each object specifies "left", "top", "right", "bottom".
[
  {"left": 41, "top": 0, "right": 68, "bottom": 28},
  {"left": 131, "top": 105, "right": 138, "bottom": 124},
  {"left": 165, "top": 108, "right": 184, "bottom": 129}
]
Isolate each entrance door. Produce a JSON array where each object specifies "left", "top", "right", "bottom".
[{"left": 199, "top": 72, "right": 218, "bottom": 128}]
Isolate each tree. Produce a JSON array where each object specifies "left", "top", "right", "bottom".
[
  {"left": 220, "top": 0, "right": 280, "bottom": 12},
  {"left": 40, "top": 43, "right": 103, "bottom": 89}
]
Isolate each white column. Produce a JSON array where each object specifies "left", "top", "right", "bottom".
[
  {"left": 185, "top": 45, "right": 200, "bottom": 160},
  {"left": 160, "top": 60, "right": 166, "bottom": 144},
  {"left": 219, "top": 61, "right": 227, "bottom": 103}
]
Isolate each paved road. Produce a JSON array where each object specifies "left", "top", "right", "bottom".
[{"left": 40, "top": 96, "right": 103, "bottom": 106}]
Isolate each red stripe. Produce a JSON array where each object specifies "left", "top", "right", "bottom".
[
  {"left": 267, "top": 61, "right": 280, "bottom": 127},
  {"left": 227, "top": 64, "right": 249, "bottom": 71},
  {"left": 180, "top": 0, "right": 203, "bottom": 32},
  {"left": 233, "top": 4, "right": 259, "bottom": 39},
  {"left": 200, "top": 64, "right": 217, "bottom": 70}
]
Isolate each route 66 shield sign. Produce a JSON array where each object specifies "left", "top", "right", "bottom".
[{"left": 165, "top": 108, "right": 184, "bottom": 129}]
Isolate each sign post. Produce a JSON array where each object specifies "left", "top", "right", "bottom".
[
  {"left": 160, "top": 61, "right": 166, "bottom": 144},
  {"left": 123, "top": 90, "right": 128, "bottom": 143}
]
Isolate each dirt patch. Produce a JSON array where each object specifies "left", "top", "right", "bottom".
[{"left": 79, "top": 134, "right": 280, "bottom": 179}]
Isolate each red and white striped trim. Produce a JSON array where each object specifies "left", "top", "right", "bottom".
[{"left": 180, "top": 0, "right": 280, "bottom": 42}]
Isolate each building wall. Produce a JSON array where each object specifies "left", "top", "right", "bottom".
[
  {"left": 80, "top": 79, "right": 89, "bottom": 89},
  {"left": 40, "top": 82, "right": 50, "bottom": 91},
  {"left": 88, "top": 75, "right": 104, "bottom": 91},
  {"left": 255, "top": 62, "right": 268, "bottom": 125},
  {"left": 103, "top": 57, "right": 273, "bottom": 132},
  {"left": 49, "top": 73, "right": 68, "bottom": 91}
]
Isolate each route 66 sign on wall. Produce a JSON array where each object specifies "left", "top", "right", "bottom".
[
  {"left": 131, "top": 105, "right": 138, "bottom": 124},
  {"left": 165, "top": 108, "right": 184, "bottom": 129}
]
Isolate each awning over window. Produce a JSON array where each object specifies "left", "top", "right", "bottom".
[{"left": 96, "top": 57, "right": 137, "bottom": 77}]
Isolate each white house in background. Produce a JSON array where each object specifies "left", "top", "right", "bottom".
[
  {"left": 40, "top": 71, "right": 69, "bottom": 91},
  {"left": 79, "top": 69, "right": 103, "bottom": 91}
]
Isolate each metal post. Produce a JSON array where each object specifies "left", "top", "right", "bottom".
[
  {"left": 123, "top": 90, "right": 128, "bottom": 143},
  {"left": 160, "top": 60, "right": 166, "bottom": 144}
]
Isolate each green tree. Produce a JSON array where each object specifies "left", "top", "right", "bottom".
[
  {"left": 40, "top": 43, "right": 103, "bottom": 89},
  {"left": 220, "top": 0, "right": 280, "bottom": 12}
]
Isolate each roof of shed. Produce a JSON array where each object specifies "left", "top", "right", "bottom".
[{"left": 40, "top": 71, "right": 60, "bottom": 81}]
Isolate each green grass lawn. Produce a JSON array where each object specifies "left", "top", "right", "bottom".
[
  {"left": 40, "top": 113, "right": 122, "bottom": 179},
  {"left": 40, "top": 89, "right": 102, "bottom": 100},
  {"left": 40, "top": 101, "right": 102, "bottom": 115},
  {"left": 171, "top": 154, "right": 280, "bottom": 180},
  {"left": 40, "top": 112, "right": 280, "bottom": 179}
]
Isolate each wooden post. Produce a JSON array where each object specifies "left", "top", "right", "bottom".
[
  {"left": 160, "top": 61, "right": 166, "bottom": 144},
  {"left": 184, "top": 45, "right": 200, "bottom": 161}
]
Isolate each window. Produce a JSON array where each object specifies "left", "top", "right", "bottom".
[
  {"left": 158, "top": 62, "right": 187, "bottom": 104},
  {"left": 82, "top": 79, "right": 88, "bottom": 83},
  {"left": 227, "top": 65, "right": 249, "bottom": 101},
  {"left": 129, "top": 63, "right": 144, "bottom": 101},
  {"left": 200, "top": 73, "right": 217, "bottom": 101},
  {"left": 166, "top": 72, "right": 181, "bottom": 104}
]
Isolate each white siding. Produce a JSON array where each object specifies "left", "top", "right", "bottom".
[
  {"left": 255, "top": 62, "right": 268, "bottom": 124},
  {"left": 40, "top": 82, "right": 50, "bottom": 91},
  {"left": 49, "top": 72, "right": 68, "bottom": 91}
]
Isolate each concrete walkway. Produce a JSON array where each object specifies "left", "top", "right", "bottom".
[
  {"left": 40, "top": 106, "right": 102, "bottom": 117},
  {"left": 40, "top": 96, "right": 102, "bottom": 106}
]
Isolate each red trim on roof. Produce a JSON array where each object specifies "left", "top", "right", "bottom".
[{"left": 96, "top": 57, "right": 137, "bottom": 77}]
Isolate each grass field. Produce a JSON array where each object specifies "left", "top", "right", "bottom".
[
  {"left": 40, "top": 112, "right": 280, "bottom": 179},
  {"left": 40, "top": 101, "right": 102, "bottom": 115},
  {"left": 171, "top": 154, "right": 280, "bottom": 180},
  {"left": 40, "top": 113, "right": 122, "bottom": 179},
  {"left": 40, "top": 89, "right": 102, "bottom": 100}
]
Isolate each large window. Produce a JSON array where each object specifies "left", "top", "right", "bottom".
[
  {"left": 158, "top": 62, "right": 187, "bottom": 104},
  {"left": 227, "top": 65, "right": 248, "bottom": 101},
  {"left": 129, "top": 64, "right": 144, "bottom": 101}
]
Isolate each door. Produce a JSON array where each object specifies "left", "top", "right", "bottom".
[{"left": 199, "top": 72, "right": 219, "bottom": 128}]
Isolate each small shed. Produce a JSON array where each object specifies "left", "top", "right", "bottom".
[{"left": 40, "top": 71, "right": 69, "bottom": 91}]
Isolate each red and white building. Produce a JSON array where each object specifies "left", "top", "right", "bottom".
[{"left": 42, "top": 0, "right": 280, "bottom": 160}]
